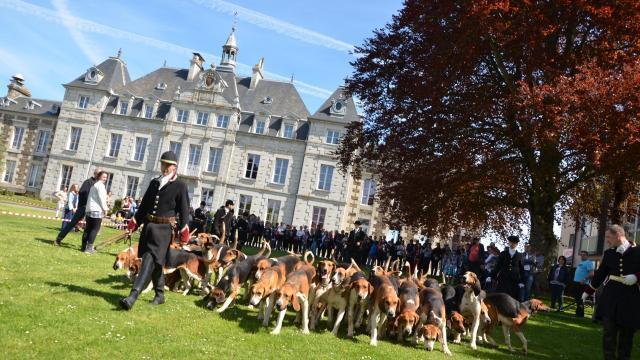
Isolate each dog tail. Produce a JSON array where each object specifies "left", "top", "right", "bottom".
[
  {"left": 256, "top": 240, "right": 271, "bottom": 258},
  {"left": 304, "top": 251, "right": 315, "bottom": 265}
]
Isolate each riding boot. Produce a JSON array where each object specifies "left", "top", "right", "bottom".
[
  {"left": 120, "top": 253, "right": 154, "bottom": 310},
  {"left": 150, "top": 265, "right": 165, "bottom": 305}
]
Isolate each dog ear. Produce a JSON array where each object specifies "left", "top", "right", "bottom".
[
  {"left": 368, "top": 283, "right": 374, "bottom": 295},
  {"left": 412, "top": 312, "right": 420, "bottom": 325},
  {"left": 393, "top": 314, "right": 400, "bottom": 328},
  {"left": 292, "top": 294, "right": 301, "bottom": 312}
]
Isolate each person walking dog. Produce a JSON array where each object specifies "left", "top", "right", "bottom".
[
  {"left": 53, "top": 168, "right": 101, "bottom": 246},
  {"left": 81, "top": 172, "right": 109, "bottom": 254},
  {"left": 120, "top": 151, "right": 190, "bottom": 310}
]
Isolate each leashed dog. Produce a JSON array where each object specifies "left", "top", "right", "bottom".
[
  {"left": 482, "top": 293, "right": 549, "bottom": 354},
  {"left": 416, "top": 287, "right": 452, "bottom": 356},
  {"left": 368, "top": 272, "right": 400, "bottom": 346},
  {"left": 271, "top": 253, "right": 316, "bottom": 335}
]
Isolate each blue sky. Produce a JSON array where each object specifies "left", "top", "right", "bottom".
[{"left": 0, "top": 0, "right": 403, "bottom": 112}]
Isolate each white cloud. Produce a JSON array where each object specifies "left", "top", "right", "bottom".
[
  {"left": 0, "top": 0, "right": 333, "bottom": 99},
  {"left": 51, "top": 0, "right": 102, "bottom": 65},
  {"left": 189, "top": 0, "right": 355, "bottom": 53}
]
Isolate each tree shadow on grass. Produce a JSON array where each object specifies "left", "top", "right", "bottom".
[
  {"left": 45, "top": 281, "right": 122, "bottom": 308},
  {"left": 94, "top": 274, "right": 131, "bottom": 290},
  {"left": 34, "top": 237, "right": 77, "bottom": 250}
]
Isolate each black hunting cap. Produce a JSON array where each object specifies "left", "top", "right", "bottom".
[
  {"left": 160, "top": 151, "right": 178, "bottom": 165},
  {"left": 507, "top": 235, "right": 520, "bottom": 244},
  {"left": 354, "top": 220, "right": 362, "bottom": 225}
]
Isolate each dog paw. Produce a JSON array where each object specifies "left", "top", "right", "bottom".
[
  {"left": 247, "top": 304, "right": 254, "bottom": 309},
  {"left": 270, "top": 330, "right": 281, "bottom": 335},
  {"left": 471, "top": 344, "right": 477, "bottom": 351},
  {"left": 370, "top": 339, "right": 378, "bottom": 347},
  {"left": 302, "top": 329, "right": 310, "bottom": 335},
  {"left": 452, "top": 339, "right": 461, "bottom": 344},
  {"left": 444, "top": 349, "right": 453, "bottom": 357}
]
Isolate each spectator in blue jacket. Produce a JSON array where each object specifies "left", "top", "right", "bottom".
[{"left": 548, "top": 256, "right": 569, "bottom": 311}]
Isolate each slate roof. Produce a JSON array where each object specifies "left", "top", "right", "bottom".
[
  {"left": 310, "top": 86, "right": 360, "bottom": 123},
  {"left": 237, "top": 77, "right": 309, "bottom": 118},
  {"left": 0, "top": 96, "right": 60, "bottom": 117},
  {"left": 65, "top": 57, "right": 131, "bottom": 92}
]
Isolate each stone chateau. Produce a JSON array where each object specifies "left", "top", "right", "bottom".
[{"left": 0, "top": 27, "right": 385, "bottom": 236}]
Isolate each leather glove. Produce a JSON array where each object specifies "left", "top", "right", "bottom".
[
  {"left": 518, "top": 283, "right": 524, "bottom": 288},
  {"left": 622, "top": 274, "right": 638, "bottom": 286},
  {"left": 581, "top": 292, "right": 590, "bottom": 302},
  {"left": 127, "top": 219, "right": 137, "bottom": 232},
  {"left": 485, "top": 277, "right": 491, "bottom": 283},
  {"left": 180, "top": 226, "right": 190, "bottom": 244}
]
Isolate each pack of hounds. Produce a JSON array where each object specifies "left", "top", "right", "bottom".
[{"left": 113, "top": 233, "right": 550, "bottom": 356}]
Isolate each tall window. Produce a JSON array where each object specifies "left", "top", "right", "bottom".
[
  {"left": 105, "top": 172, "right": 114, "bottom": 193},
  {"left": 318, "top": 164, "right": 334, "bottom": 191},
  {"left": 3, "top": 160, "right": 16, "bottom": 183},
  {"left": 207, "top": 147, "right": 222, "bottom": 173},
  {"left": 239, "top": 194, "right": 252, "bottom": 214},
  {"left": 282, "top": 123, "right": 294, "bottom": 139},
  {"left": 176, "top": 109, "right": 189, "bottom": 123},
  {"left": 68, "top": 127, "right": 81, "bottom": 151},
  {"left": 11, "top": 127, "right": 24, "bottom": 149},
  {"left": 361, "top": 179, "right": 376, "bottom": 205},
  {"left": 35, "top": 130, "right": 50, "bottom": 153},
  {"left": 311, "top": 206, "right": 327, "bottom": 229},
  {"left": 126, "top": 176, "right": 139, "bottom": 198},
  {"left": 216, "top": 114, "right": 230, "bottom": 128},
  {"left": 196, "top": 111, "right": 209, "bottom": 126},
  {"left": 273, "top": 158, "right": 288, "bottom": 184},
  {"left": 27, "top": 164, "right": 40, "bottom": 187},
  {"left": 255, "top": 120, "right": 265, "bottom": 134},
  {"left": 245, "top": 154, "right": 260, "bottom": 179},
  {"left": 188, "top": 144, "right": 202, "bottom": 166},
  {"left": 201, "top": 188, "right": 214, "bottom": 207},
  {"left": 326, "top": 130, "right": 340, "bottom": 145},
  {"left": 170, "top": 141, "right": 182, "bottom": 159},
  {"left": 108, "top": 133, "right": 122, "bottom": 157},
  {"left": 78, "top": 95, "right": 89, "bottom": 109},
  {"left": 144, "top": 104, "right": 154, "bottom": 119},
  {"left": 133, "top": 137, "right": 147, "bottom": 161},
  {"left": 266, "top": 199, "right": 281, "bottom": 224},
  {"left": 60, "top": 165, "right": 73, "bottom": 190},
  {"left": 119, "top": 101, "right": 128, "bottom": 115}
]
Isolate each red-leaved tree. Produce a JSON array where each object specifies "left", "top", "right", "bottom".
[{"left": 339, "top": 0, "right": 640, "bottom": 258}]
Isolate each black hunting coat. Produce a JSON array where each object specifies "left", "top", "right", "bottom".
[
  {"left": 492, "top": 249, "right": 525, "bottom": 300},
  {"left": 134, "top": 175, "right": 190, "bottom": 266},
  {"left": 590, "top": 245, "right": 640, "bottom": 329}
]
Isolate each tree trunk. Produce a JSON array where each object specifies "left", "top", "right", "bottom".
[
  {"left": 610, "top": 175, "right": 627, "bottom": 225},
  {"left": 597, "top": 188, "right": 609, "bottom": 255},
  {"left": 529, "top": 198, "right": 557, "bottom": 272}
]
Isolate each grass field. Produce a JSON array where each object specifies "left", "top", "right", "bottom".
[{"left": 0, "top": 211, "right": 637, "bottom": 359}]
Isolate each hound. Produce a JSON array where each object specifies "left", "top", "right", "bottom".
[
  {"left": 459, "top": 271, "right": 483, "bottom": 350},
  {"left": 393, "top": 278, "right": 421, "bottom": 342},
  {"left": 416, "top": 287, "right": 452, "bottom": 356},
  {"left": 482, "top": 293, "right": 549, "bottom": 354},
  {"left": 249, "top": 264, "right": 286, "bottom": 326},
  {"left": 368, "top": 273, "right": 400, "bottom": 346},
  {"left": 271, "top": 257, "right": 316, "bottom": 335}
]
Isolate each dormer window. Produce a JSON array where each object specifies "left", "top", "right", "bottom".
[
  {"left": 156, "top": 83, "right": 167, "bottom": 91},
  {"left": 254, "top": 120, "right": 266, "bottom": 135},
  {"left": 84, "top": 67, "right": 104, "bottom": 84},
  {"left": 119, "top": 101, "right": 128, "bottom": 115},
  {"left": 262, "top": 96, "right": 273, "bottom": 104},
  {"left": 24, "top": 100, "right": 41, "bottom": 110},
  {"left": 330, "top": 99, "right": 346, "bottom": 116},
  {"left": 282, "top": 123, "right": 295, "bottom": 139},
  {"left": 144, "top": 104, "right": 154, "bottom": 119}
]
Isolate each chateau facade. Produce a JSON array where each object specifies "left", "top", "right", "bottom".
[{"left": 0, "top": 28, "right": 385, "bottom": 235}]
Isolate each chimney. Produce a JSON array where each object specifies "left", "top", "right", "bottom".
[
  {"left": 187, "top": 53, "right": 205, "bottom": 81},
  {"left": 6, "top": 73, "right": 31, "bottom": 100},
  {"left": 249, "top": 58, "right": 264, "bottom": 90}
]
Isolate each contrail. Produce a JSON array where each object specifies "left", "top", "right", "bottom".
[
  {"left": 188, "top": 0, "right": 355, "bottom": 53},
  {"left": 0, "top": 0, "right": 333, "bottom": 99},
  {"left": 51, "top": 0, "right": 102, "bottom": 65}
]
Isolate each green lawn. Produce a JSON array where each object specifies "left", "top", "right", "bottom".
[
  {"left": 0, "top": 214, "right": 636, "bottom": 359},
  {"left": 0, "top": 203, "right": 59, "bottom": 218}
]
